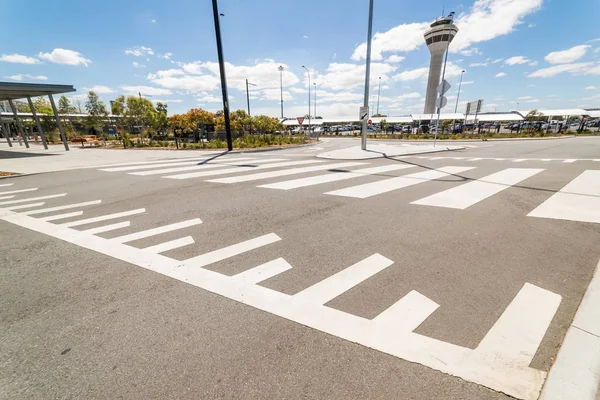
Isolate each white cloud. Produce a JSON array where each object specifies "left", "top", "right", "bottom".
[
  {"left": 351, "top": 22, "right": 431, "bottom": 60},
  {"left": 152, "top": 99, "right": 184, "bottom": 103},
  {"left": 290, "top": 87, "right": 308, "bottom": 94},
  {"left": 132, "top": 61, "right": 146, "bottom": 68},
  {"left": 197, "top": 94, "right": 223, "bottom": 103},
  {"left": 505, "top": 56, "right": 531, "bottom": 65},
  {"left": 595, "top": 48, "right": 600, "bottom": 54},
  {"left": 5, "top": 74, "right": 48, "bottom": 81},
  {"left": 528, "top": 61, "right": 538, "bottom": 66},
  {"left": 160, "top": 52, "right": 173, "bottom": 60},
  {"left": 462, "top": 80, "right": 475, "bottom": 85},
  {"left": 151, "top": 19, "right": 156, "bottom": 23},
  {"left": 303, "top": 35, "right": 309, "bottom": 39},
  {"left": 332, "top": 53, "right": 337, "bottom": 60},
  {"left": 528, "top": 62, "right": 598, "bottom": 77},
  {"left": 527, "top": 84, "right": 535, "bottom": 87},
  {"left": 585, "top": 86, "right": 597, "bottom": 90},
  {"left": 528, "top": 23, "right": 536, "bottom": 28},
  {"left": 469, "top": 62, "right": 488, "bottom": 67},
  {"left": 589, "top": 38, "right": 600, "bottom": 43},
  {"left": 386, "top": 55, "right": 405, "bottom": 63},
  {"left": 148, "top": 73, "right": 220, "bottom": 91},
  {"left": 545, "top": 45, "right": 591, "bottom": 64},
  {"left": 495, "top": 72, "right": 506, "bottom": 78},
  {"left": 125, "top": 46, "right": 154, "bottom": 57},
  {"left": 0, "top": 53, "right": 40, "bottom": 64},
  {"left": 459, "top": 47, "right": 482, "bottom": 56},
  {"left": 316, "top": 62, "right": 397, "bottom": 90},
  {"left": 492, "top": 58, "right": 503, "bottom": 63},
  {"left": 120, "top": 85, "right": 173, "bottom": 96},
  {"left": 84, "top": 85, "right": 114, "bottom": 94},
  {"left": 37, "top": 48, "right": 91, "bottom": 66},
  {"left": 259, "top": 88, "right": 293, "bottom": 101},
  {"left": 393, "top": 62, "right": 464, "bottom": 81},
  {"left": 518, "top": 96, "right": 532, "bottom": 100}
]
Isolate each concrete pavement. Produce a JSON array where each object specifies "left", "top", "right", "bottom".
[{"left": 1, "top": 136, "right": 600, "bottom": 399}]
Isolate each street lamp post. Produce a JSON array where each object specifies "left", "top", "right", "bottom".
[
  {"left": 376, "top": 76, "right": 381, "bottom": 115},
  {"left": 360, "top": 0, "right": 374, "bottom": 150},
  {"left": 452, "top": 69, "right": 466, "bottom": 132},
  {"left": 313, "top": 82, "right": 317, "bottom": 118},
  {"left": 211, "top": 0, "right": 233, "bottom": 151},
  {"left": 246, "top": 79, "right": 257, "bottom": 135},
  {"left": 302, "top": 65, "right": 311, "bottom": 135},
  {"left": 278, "top": 66, "right": 284, "bottom": 119}
]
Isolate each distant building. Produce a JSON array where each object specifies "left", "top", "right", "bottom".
[{"left": 423, "top": 16, "right": 459, "bottom": 115}]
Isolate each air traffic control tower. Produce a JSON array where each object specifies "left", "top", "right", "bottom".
[{"left": 423, "top": 16, "right": 459, "bottom": 114}]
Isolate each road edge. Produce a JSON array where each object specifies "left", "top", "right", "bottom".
[{"left": 539, "top": 259, "right": 600, "bottom": 400}]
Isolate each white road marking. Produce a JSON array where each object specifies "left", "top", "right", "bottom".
[
  {"left": 0, "top": 195, "right": 16, "bottom": 200},
  {"left": 476, "top": 283, "right": 561, "bottom": 366},
  {"left": 294, "top": 253, "right": 394, "bottom": 305},
  {"left": 0, "top": 209, "right": 559, "bottom": 400},
  {"left": 258, "top": 165, "right": 413, "bottom": 190},
  {"left": 373, "top": 290, "right": 440, "bottom": 332},
  {"left": 562, "top": 159, "right": 576, "bottom": 163},
  {"left": 412, "top": 168, "right": 544, "bottom": 210},
  {"left": 209, "top": 162, "right": 367, "bottom": 184},
  {"left": 494, "top": 158, "right": 507, "bottom": 161},
  {"left": 142, "top": 236, "right": 195, "bottom": 254},
  {"left": 165, "top": 160, "right": 324, "bottom": 180},
  {"left": 183, "top": 233, "right": 281, "bottom": 268},
  {"left": 22, "top": 200, "right": 103, "bottom": 215},
  {"left": 528, "top": 170, "right": 600, "bottom": 223},
  {"left": 468, "top": 158, "right": 482, "bottom": 161},
  {"left": 540, "top": 159, "right": 552, "bottom": 162},
  {"left": 61, "top": 209, "right": 146, "bottom": 228},
  {"left": 129, "top": 158, "right": 287, "bottom": 176},
  {"left": 0, "top": 188, "right": 38, "bottom": 196},
  {"left": 326, "top": 166, "right": 474, "bottom": 199},
  {"left": 233, "top": 258, "right": 293, "bottom": 284},
  {"left": 0, "top": 193, "right": 67, "bottom": 206},
  {"left": 4, "top": 202, "right": 45, "bottom": 210},
  {"left": 429, "top": 157, "right": 444, "bottom": 160},
  {"left": 513, "top": 159, "right": 527, "bottom": 163},
  {"left": 38, "top": 211, "right": 84, "bottom": 221},
  {"left": 81, "top": 221, "right": 131, "bottom": 235},
  {"left": 111, "top": 218, "right": 203, "bottom": 243},
  {"left": 0, "top": 183, "right": 14, "bottom": 187},
  {"left": 100, "top": 157, "right": 258, "bottom": 172},
  {"left": 92, "top": 156, "right": 221, "bottom": 169}
]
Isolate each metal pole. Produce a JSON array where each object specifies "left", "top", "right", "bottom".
[
  {"left": 27, "top": 96, "right": 48, "bottom": 150},
  {"left": 48, "top": 94, "right": 69, "bottom": 151},
  {"left": 278, "top": 66, "right": 284, "bottom": 119},
  {"left": 246, "top": 79, "right": 251, "bottom": 115},
  {"left": 1, "top": 119, "right": 12, "bottom": 147},
  {"left": 212, "top": 0, "right": 233, "bottom": 151},
  {"left": 376, "top": 77, "right": 381, "bottom": 115},
  {"left": 434, "top": 17, "right": 454, "bottom": 147},
  {"left": 452, "top": 70, "right": 465, "bottom": 133},
  {"left": 361, "top": 0, "right": 374, "bottom": 151},
  {"left": 302, "top": 66, "right": 311, "bottom": 135},
  {"left": 8, "top": 99, "right": 29, "bottom": 148},
  {"left": 314, "top": 82, "right": 317, "bottom": 118}
]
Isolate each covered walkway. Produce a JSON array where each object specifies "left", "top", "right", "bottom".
[{"left": 0, "top": 82, "right": 76, "bottom": 151}]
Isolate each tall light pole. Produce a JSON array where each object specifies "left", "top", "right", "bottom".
[
  {"left": 452, "top": 69, "right": 465, "bottom": 132},
  {"left": 278, "top": 66, "right": 284, "bottom": 119},
  {"left": 360, "top": 0, "right": 374, "bottom": 150},
  {"left": 313, "top": 82, "right": 317, "bottom": 118},
  {"left": 245, "top": 79, "right": 256, "bottom": 116},
  {"left": 302, "top": 65, "right": 311, "bottom": 134},
  {"left": 212, "top": 0, "right": 232, "bottom": 151},
  {"left": 376, "top": 76, "right": 381, "bottom": 115},
  {"left": 434, "top": 12, "right": 455, "bottom": 147}
]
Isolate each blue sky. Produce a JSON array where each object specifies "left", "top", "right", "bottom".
[{"left": 3, "top": 0, "right": 600, "bottom": 117}]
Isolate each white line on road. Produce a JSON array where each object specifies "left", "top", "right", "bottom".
[
  {"left": 38, "top": 211, "right": 84, "bottom": 221},
  {"left": 294, "top": 253, "right": 394, "bottom": 305},
  {"left": 326, "top": 166, "right": 474, "bottom": 199},
  {"left": 4, "top": 202, "right": 46, "bottom": 210},
  {"left": 102, "top": 157, "right": 259, "bottom": 172},
  {"left": 513, "top": 159, "right": 527, "bottom": 163},
  {"left": 165, "top": 160, "right": 324, "bottom": 180},
  {"left": 468, "top": 158, "right": 483, "bottom": 161},
  {"left": 22, "top": 200, "right": 102, "bottom": 215},
  {"left": 61, "top": 209, "right": 147, "bottom": 228},
  {"left": 373, "top": 290, "right": 440, "bottom": 332},
  {"left": 258, "top": 165, "right": 413, "bottom": 190},
  {"left": 476, "top": 283, "right": 561, "bottom": 366},
  {"left": 412, "top": 168, "right": 544, "bottom": 210},
  {"left": 81, "top": 221, "right": 131, "bottom": 235},
  {"left": 563, "top": 159, "right": 576, "bottom": 163},
  {"left": 0, "top": 183, "right": 14, "bottom": 187},
  {"left": 130, "top": 158, "right": 287, "bottom": 176},
  {"left": 91, "top": 156, "right": 222, "bottom": 169},
  {"left": 233, "top": 258, "right": 293, "bottom": 284},
  {"left": 0, "top": 195, "right": 16, "bottom": 200},
  {"left": 0, "top": 193, "right": 67, "bottom": 206},
  {"left": 528, "top": 170, "right": 600, "bottom": 223},
  {"left": 0, "top": 188, "right": 38, "bottom": 196},
  {"left": 142, "top": 236, "right": 195, "bottom": 254},
  {"left": 183, "top": 233, "right": 281, "bottom": 268},
  {"left": 210, "top": 162, "right": 367, "bottom": 184},
  {"left": 111, "top": 218, "right": 203, "bottom": 243}
]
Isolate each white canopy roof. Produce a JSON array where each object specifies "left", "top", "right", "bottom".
[
  {"left": 411, "top": 113, "right": 464, "bottom": 121},
  {"left": 475, "top": 113, "right": 524, "bottom": 122}
]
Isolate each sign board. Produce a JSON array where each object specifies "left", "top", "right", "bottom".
[
  {"left": 296, "top": 117, "right": 305, "bottom": 125},
  {"left": 466, "top": 100, "right": 484, "bottom": 115},
  {"left": 359, "top": 106, "right": 369, "bottom": 121},
  {"left": 435, "top": 96, "right": 448, "bottom": 109},
  {"left": 437, "top": 80, "right": 451, "bottom": 95},
  {"left": 368, "top": 119, "right": 372, "bottom": 125}
]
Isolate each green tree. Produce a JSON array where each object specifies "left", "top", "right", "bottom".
[
  {"left": 215, "top": 109, "right": 251, "bottom": 135},
  {"left": 58, "top": 96, "right": 76, "bottom": 114},
  {"left": 32, "top": 97, "right": 57, "bottom": 132},
  {"left": 252, "top": 115, "right": 284, "bottom": 135},
  {"left": 152, "top": 102, "right": 168, "bottom": 134},
  {"left": 85, "top": 91, "right": 108, "bottom": 135},
  {"left": 111, "top": 95, "right": 125, "bottom": 116},
  {"left": 379, "top": 119, "right": 389, "bottom": 134}
]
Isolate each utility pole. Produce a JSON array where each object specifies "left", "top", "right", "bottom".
[
  {"left": 246, "top": 79, "right": 256, "bottom": 135},
  {"left": 278, "top": 65, "right": 284, "bottom": 119},
  {"left": 376, "top": 77, "right": 381, "bottom": 115},
  {"left": 302, "top": 65, "right": 311, "bottom": 135},
  {"left": 313, "top": 82, "right": 317, "bottom": 118},
  {"left": 361, "top": 0, "right": 374, "bottom": 151},
  {"left": 212, "top": 0, "right": 233, "bottom": 151},
  {"left": 452, "top": 69, "right": 465, "bottom": 132}
]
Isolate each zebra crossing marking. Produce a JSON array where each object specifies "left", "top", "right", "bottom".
[
  {"left": 165, "top": 160, "right": 324, "bottom": 180},
  {"left": 0, "top": 193, "right": 67, "bottom": 206},
  {"left": 528, "top": 170, "right": 600, "bottom": 223},
  {"left": 0, "top": 188, "right": 38, "bottom": 196},
  {"left": 258, "top": 164, "right": 414, "bottom": 190},
  {"left": 61, "top": 208, "right": 146, "bottom": 228},
  {"left": 0, "top": 194, "right": 566, "bottom": 400},
  {"left": 100, "top": 157, "right": 259, "bottom": 172},
  {"left": 325, "top": 166, "right": 474, "bottom": 199},
  {"left": 129, "top": 158, "right": 287, "bottom": 176},
  {"left": 412, "top": 168, "right": 544, "bottom": 210},
  {"left": 111, "top": 218, "right": 203, "bottom": 243},
  {"left": 0, "top": 195, "right": 16, "bottom": 200},
  {"left": 22, "top": 200, "right": 102, "bottom": 215},
  {"left": 0, "top": 183, "right": 14, "bottom": 188},
  {"left": 81, "top": 221, "right": 131, "bottom": 235},
  {"left": 39, "top": 211, "right": 84, "bottom": 221},
  {"left": 208, "top": 162, "right": 367, "bottom": 184}
]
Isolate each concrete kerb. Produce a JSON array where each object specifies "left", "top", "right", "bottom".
[
  {"left": 539, "top": 258, "right": 600, "bottom": 400},
  {"left": 331, "top": 135, "right": 576, "bottom": 143}
]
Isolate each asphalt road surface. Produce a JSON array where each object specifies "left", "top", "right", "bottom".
[{"left": 1, "top": 136, "right": 599, "bottom": 400}]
